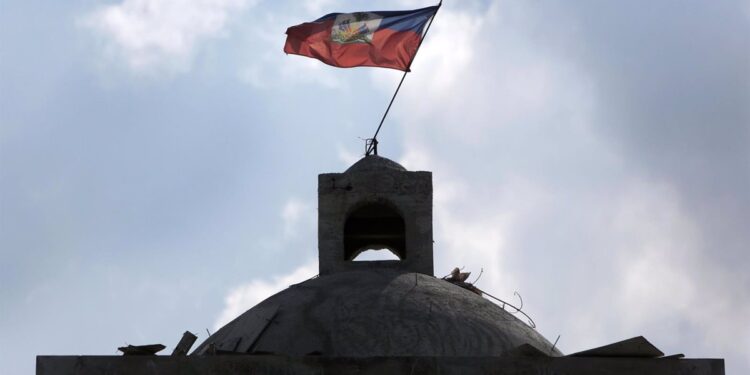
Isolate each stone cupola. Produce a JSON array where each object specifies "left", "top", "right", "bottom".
[{"left": 317, "top": 155, "right": 433, "bottom": 275}]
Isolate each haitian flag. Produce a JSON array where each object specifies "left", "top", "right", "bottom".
[{"left": 284, "top": 5, "right": 439, "bottom": 71}]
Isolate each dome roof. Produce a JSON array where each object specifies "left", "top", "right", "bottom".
[
  {"left": 345, "top": 155, "right": 406, "bottom": 173},
  {"left": 193, "top": 270, "right": 561, "bottom": 357}
]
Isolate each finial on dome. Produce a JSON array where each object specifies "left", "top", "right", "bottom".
[{"left": 365, "top": 138, "right": 378, "bottom": 155}]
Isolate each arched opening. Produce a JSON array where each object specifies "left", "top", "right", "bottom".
[{"left": 344, "top": 203, "right": 405, "bottom": 261}]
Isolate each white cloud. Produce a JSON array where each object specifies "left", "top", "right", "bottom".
[
  {"left": 377, "top": 0, "right": 750, "bottom": 370},
  {"left": 230, "top": 3, "right": 355, "bottom": 90},
  {"left": 608, "top": 181, "right": 750, "bottom": 365},
  {"left": 304, "top": 0, "right": 340, "bottom": 15},
  {"left": 336, "top": 143, "right": 361, "bottom": 166},
  {"left": 212, "top": 197, "right": 317, "bottom": 329},
  {"left": 84, "top": 0, "right": 255, "bottom": 73},
  {"left": 281, "top": 198, "right": 314, "bottom": 238},
  {"left": 352, "top": 249, "right": 400, "bottom": 261},
  {"left": 213, "top": 260, "right": 318, "bottom": 330},
  {"left": 239, "top": 55, "right": 346, "bottom": 90}
]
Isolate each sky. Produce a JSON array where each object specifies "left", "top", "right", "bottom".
[{"left": 1, "top": 0, "right": 748, "bottom": 374}]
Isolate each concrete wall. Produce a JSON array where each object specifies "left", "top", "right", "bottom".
[{"left": 37, "top": 355, "right": 725, "bottom": 375}]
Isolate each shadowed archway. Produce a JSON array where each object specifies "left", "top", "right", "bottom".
[{"left": 344, "top": 203, "right": 405, "bottom": 261}]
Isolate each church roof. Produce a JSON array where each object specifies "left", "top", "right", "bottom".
[{"left": 193, "top": 270, "right": 561, "bottom": 357}]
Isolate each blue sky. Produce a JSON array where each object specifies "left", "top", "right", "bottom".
[{"left": 1, "top": 0, "right": 749, "bottom": 374}]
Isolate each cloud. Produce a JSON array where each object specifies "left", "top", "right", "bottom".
[
  {"left": 213, "top": 260, "right": 317, "bottom": 330},
  {"left": 213, "top": 197, "right": 317, "bottom": 329},
  {"left": 281, "top": 198, "right": 314, "bottom": 239},
  {"left": 336, "top": 143, "right": 361, "bottom": 166},
  {"left": 234, "top": 6, "right": 349, "bottom": 90},
  {"left": 381, "top": 0, "right": 749, "bottom": 371},
  {"left": 608, "top": 181, "right": 750, "bottom": 368},
  {"left": 239, "top": 55, "right": 346, "bottom": 90},
  {"left": 304, "top": 0, "right": 340, "bottom": 15},
  {"left": 83, "top": 0, "right": 256, "bottom": 73}
]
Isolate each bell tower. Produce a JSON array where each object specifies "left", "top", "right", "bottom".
[{"left": 318, "top": 155, "right": 433, "bottom": 275}]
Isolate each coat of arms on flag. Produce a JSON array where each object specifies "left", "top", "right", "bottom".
[{"left": 331, "top": 13, "right": 383, "bottom": 44}]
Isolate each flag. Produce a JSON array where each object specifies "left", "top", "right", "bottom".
[{"left": 284, "top": 5, "right": 439, "bottom": 71}]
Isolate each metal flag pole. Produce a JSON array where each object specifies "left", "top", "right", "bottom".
[{"left": 366, "top": 0, "right": 443, "bottom": 156}]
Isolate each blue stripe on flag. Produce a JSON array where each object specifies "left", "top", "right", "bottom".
[{"left": 315, "top": 5, "right": 438, "bottom": 34}]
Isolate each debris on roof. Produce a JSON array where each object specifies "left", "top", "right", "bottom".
[
  {"left": 442, "top": 267, "right": 482, "bottom": 295},
  {"left": 118, "top": 344, "right": 166, "bottom": 356},
  {"left": 441, "top": 267, "right": 537, "bottom": 328},
  {"left": 171, "top": 331, "right": 197, "bottom": 356},
  {"left": 662, "top": 353, "right": 686, "bottom": 359},
  {"left": 569, "top": 336, "right": 664, "bottom": 358},
  {"left": 196, "top": 304, "right": 279, "bottom": 355}
]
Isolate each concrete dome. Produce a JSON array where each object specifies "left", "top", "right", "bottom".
[
  {"left": 345, "top": 155, "right": 406, "bottom": 173},
  {"left": 193, "top": 270, "right": 562, "bottom": 357}
]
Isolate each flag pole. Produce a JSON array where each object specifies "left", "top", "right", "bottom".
[{"left": 366, "top": 1, "right": 443, "bottom": 156}]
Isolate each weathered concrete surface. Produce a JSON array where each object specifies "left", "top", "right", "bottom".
[
  {"left": 318, "top": 155, "right": 433, "bottom": 275},
  {"left": 37, "top": 355, "right": 725, "bottom": 375},
  {"left": 193, "top": 270, "right": 562, "bottom": 357}
]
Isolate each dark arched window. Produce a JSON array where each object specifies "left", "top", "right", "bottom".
[{"left": 344, "top": 203, "right": 405, "bottom": 261}]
